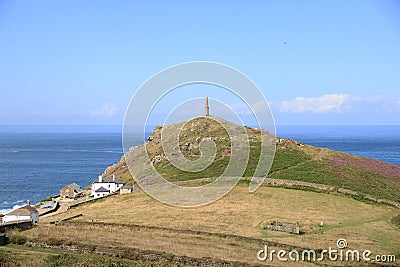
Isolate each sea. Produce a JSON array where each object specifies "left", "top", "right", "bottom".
[{"left": 0, "top": 125, "right": 399, "bottom": 214}]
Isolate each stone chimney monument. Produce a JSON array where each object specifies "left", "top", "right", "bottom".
[{"left": 205, "top": 97, "right": 209, "bottom": 117}]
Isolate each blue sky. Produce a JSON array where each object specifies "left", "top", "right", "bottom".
[{"left": 0, "top": 0, "right": 399, "bottom": 125}]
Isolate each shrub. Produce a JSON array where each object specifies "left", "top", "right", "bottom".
[
  {"left": 65, "top": 240, "right": 75, "bottom": 246},
  {"left": 160, "top": 252, "right": 174, "bottom": 260},
  {"left": 40, "top": 195, "right": 53, "bottom": 202},
  {"left": 47, "top": 237, "right": 63, "bottom": 246},
  {"left": 9, "top": 234, "right": 27, "bottom": 245},
  {"left": 87, "top": 244, "right": 96, "bottom": 252},
  {"left": 0, "top": 250, "right": 18, "bottom": 266}
]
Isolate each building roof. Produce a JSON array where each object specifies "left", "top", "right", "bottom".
[
  {"left": 95, "top": 186, "right": 110, "bottom": 193},
  {"left": 66, "top": 183, "right": 83, "bottom": 193},
  {"left": 6, "top": 205, "right": 38, "bottom": 216},
  {"left": 93, "top": 178, "right": 124, "bottom": 185}
]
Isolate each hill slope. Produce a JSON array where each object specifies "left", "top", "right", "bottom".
[
  {"left": 105, "top": 116, "right": 400, "bottom": 203},
  {"left": 8, "top": 117, "right": 400, "bottom": 266}
]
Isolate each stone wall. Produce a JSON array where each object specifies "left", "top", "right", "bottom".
[
  {"left": 60, "top": 185, "right": 75, "bottom": 199},
  {"left": 27, "top": 241, "right": 256, "bottom": 267},
  {"left": 264, "top": 221, "right": 300, "bottom": 235},
  {"left": 0, "top": 220, "right": 33, "bottom": 233}
]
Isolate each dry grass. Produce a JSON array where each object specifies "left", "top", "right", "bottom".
[
  {"left": 33, "top": 184, "right": 400, "bottom": 265},
  {"left": 22, "top": 223, "right": 279, "bottom": 266}
]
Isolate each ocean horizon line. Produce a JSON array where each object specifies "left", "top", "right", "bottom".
[{"left": 0, "top": 124, "right": 399, "bottom": 127}]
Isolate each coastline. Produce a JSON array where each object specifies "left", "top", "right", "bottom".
[{"left": 1, "top": 125, "right": 399, "bottom": 214}]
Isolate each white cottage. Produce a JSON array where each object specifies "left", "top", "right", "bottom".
[
  {"left": 91, "top": 175, "right": 124, "bottom": 199},
  {"left": 2, "top": 204, "right": 39, "bottom": 224}
]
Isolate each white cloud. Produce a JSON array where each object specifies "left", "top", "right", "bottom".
[
  {"left": 90, "top": 102, "right": 119, "bottom": 117},
  {"left": 280, "top": 94, "right": 350, "bottom": 113},
  {"left": 347, "top": 95, "right": 400, "bottom": 113},
  {"left": 29, "top": 111, "right": 41, "bottom": 116},
  {"left": 279, "top": 94, "right": 400, "bottom": 114}
]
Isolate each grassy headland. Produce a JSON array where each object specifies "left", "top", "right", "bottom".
[
  {"left": 105, "top": 116, "right": 400, "bottom": 202},
  {"left": 3, "top": 116, "right": 399, "bottom": 266}
]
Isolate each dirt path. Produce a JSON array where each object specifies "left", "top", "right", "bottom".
[
  {"left": 313, "top": 148, "right": 326, "bottom": 160},
  {"left": 40, "top": 202, "right": 69, "bottom": 218}
]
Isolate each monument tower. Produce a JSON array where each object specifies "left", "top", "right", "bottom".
[{"left": 205, "top": 97, "right": 209, "bottom": 116}]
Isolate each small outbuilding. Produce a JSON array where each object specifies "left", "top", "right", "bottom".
[
  {"left": 60, "top": 183, "right": 83, "bottom": 199},
  {"left": 120, "top": 185, "right": 133, "bottom": 194}
]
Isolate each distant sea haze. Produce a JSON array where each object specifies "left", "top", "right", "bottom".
[{"left": 0, "top": 125, "right": 399, "bottom": 214}]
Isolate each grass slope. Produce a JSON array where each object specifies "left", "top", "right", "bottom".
[{"left": 104, "top": 116, "right": 400, "bottom": 202}]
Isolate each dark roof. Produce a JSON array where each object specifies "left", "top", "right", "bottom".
[
  {"left": 93, "top": 178, "right": 124, "bottom": 185},
  {"left": 95, "top": 187, "right": 110, "bottom": 193},
  {"left": 66, "top": 183, "right": 82, "bottom": 193},
  {"left": 7, "top": 205, "right": 38, "bottom": 216}
]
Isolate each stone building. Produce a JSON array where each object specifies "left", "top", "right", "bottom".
[{"left": 60, "top": 183, "right": 83, "bottom": 199}]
